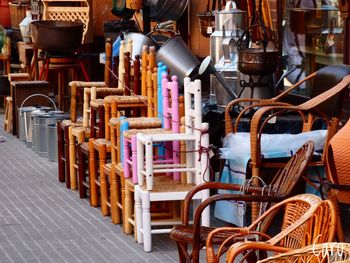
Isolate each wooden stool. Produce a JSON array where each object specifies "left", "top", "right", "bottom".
[
  {"left": 39, "top": 54, "right": 90, "bottom": 111},
  {"left": 4, "top": 96, "right": 12, "bottom": 132}
]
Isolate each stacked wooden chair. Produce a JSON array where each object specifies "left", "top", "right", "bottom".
[
  {"left": 134, "top": 77, "right": 210, "bottom": 252},
  {"left": 117, "top": 73, "right": 181, "bottom": 235},
  {"left": 98, "top": 46, "right": 168, "bottom": 222},
  {"left": 57, "top": 38, "right": 117, "bottom": 188},
  {"left": 89, "top": 43, "right": 161, "bottom": 211}
]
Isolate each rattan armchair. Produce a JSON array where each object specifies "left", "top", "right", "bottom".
[
  {"left": 170, "top": 141, "right": 315, "bottom": 263},
  {"left": 209, "top": 196, "right": 335, "bottom": 263},
  {"left": 257, "top": 243, "right": 350, "bottom": 263},
  {"left": 325, "top": 118, "right": 350, "bottom": 241},
  {"left": 247, "top": 66, "right": 350, "bottom": 220}
]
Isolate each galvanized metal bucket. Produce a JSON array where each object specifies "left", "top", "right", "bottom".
[
  {"left": 17, "top": 94, "right": 57, "bottom": 147},
  {"left": 36, "top": 111, "right": 67, "bottom": 157}
]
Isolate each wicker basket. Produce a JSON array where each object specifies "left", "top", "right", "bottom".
[{"left": 8, "top": 0, "right": 30, "bottom": 29}]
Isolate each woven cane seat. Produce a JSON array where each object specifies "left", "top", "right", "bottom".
[
  {"left": 90, "top": 99, "right": 105, "bottom": 108},
  {"left": 139, "top": 176, "right": 195, "bottom": 192},
  {"left": 71, "top": 126, "right": 91, "bottom": 137},
  {"left": 92, "top": 138, "right": 111, "bottom": 147},
  {"left": 123, "top": 117, "right": 162, "bottom": 129},
  {"left": 104, "top": 95, "right": 147, "bottom": 104},
  {"left": 123, "top": 128, "right": 172, "bottom": 139},
  {"left": 62, "top": 119, "right": 83, "bottom": 127}
]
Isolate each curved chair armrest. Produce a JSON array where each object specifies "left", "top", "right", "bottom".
[
  {"left": 225, "top": 98, "right": 277, "bottom": 135},
  {"left": 191, "top": 194, "right": 284, "bottom": 262},
  {"left": 226, "top": 241, "right": 291, "bottom": 263},
  {"left": 182, "top": 183, "right": 279, "bottom": 224},
  {"left": 206, "top": 229, "right": 272, "bottom": 263},
  {"left": 224, "top": 72, "right": 317, "bottom": 136}
]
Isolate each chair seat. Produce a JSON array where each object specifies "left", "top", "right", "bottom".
[
  {"left": 104, "top": 95, "right": 147, "bottom": 104},
  {"left": 139, "top": 176, "right": 195, "bottom": 193},
  {"left": 124, "top": 128, "right": 171, "bottom": 139},
  {"left": 72, "top": 126, "right": 91, "bottom": 137},
  {"left": 62, "top": 119, "right": 83, "bottom": 127},
  {"left": 90, "top": 98, "right": 104, "bottom": 108},
  {"left": 125, "top": 117, "right": 162, "bottom": 129},
  {"left": 92, "top": 138, "right": 112, "bottom": 151},
  {"left": 170, "top": 226, "right": 222, "bottom": 244},
  {"left": 92, "top": 138, "right": 111, "bottom": 146}
]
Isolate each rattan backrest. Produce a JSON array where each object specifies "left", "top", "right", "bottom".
[
  {"left": 326, "top": 119, "right": 350, "bottom": 204},
  {"left": 250, "top": 194, "right": 321, "bottom": 247},
  {"left": 258, "top": 141, "right": 315, "bottom": 233},
  {"left": 311, "top": 65, "right": 350, "bottom": 119},
  {"left": 302, "top": 199, "right": 337, "bottom": 247}
]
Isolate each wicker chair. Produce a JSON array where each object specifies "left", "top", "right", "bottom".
[
  {"left": 257, "top": 243, "right": 350, "bottom": 263},
  {"left": 223, "top": 65, "right": 350, "bottom": 221},
  {"left": 209, "top": 196, "right": 335, "bottom": 263},
  {"left": 170, "top": 140, "right": 315, "bottom": 263},
  {"left": 325, "top": 118, "right": 350, "bottom": 241}
]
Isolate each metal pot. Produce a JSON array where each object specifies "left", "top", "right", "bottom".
[
  {"left": 155, "top": 0, "right": 189, "bottom": 21},
  {"left": 238, "top": 48, "right": 280, "bottom": 76},
  {"left": 124, "top": 32, "right": 159, "bottom": 59},
  {"left": 30, "top": 20, "right": 84, "bottom": 52},
  {"left": 156, "top": 35, "right": 200, "bottom": 87},
  {"left": 214, "top": 1, "right": 247, "bottom": 31}
]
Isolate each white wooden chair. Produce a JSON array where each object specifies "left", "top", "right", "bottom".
[{"left": 134, "top": 77, "right": 210, "bottom": 252}]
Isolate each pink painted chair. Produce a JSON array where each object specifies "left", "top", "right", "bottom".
[{"left": 123, "top": 73, "right": 180, "bottom": 184}]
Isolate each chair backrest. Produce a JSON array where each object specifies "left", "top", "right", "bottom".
[
  {"left": 301, "top": 199, "right": 336, "bottom": 247},
  {"left": 311, "top": 65, "right": 350, "bottom": 119},
  {"left": 162, "top": 74, "right": 180, "bottom": 133},
  {"left": 184, "top": 77, "right": 202, "bottom": 134},
  {"left": 252, "top": 194, "right": 321, "bottom": 248},
  {"left": 326, "top": 119, "right": 350, "bottom": 204},
  {"left": 257, "top": 141, "right": 315, "bottom": 233},
  {"left": 42, "top": 0, "right": 93, "bottom": 44}
]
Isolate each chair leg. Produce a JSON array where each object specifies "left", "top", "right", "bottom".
[
  {"left": 135, "top": 187, "right": 143, "bottom": 244},
  {"left": 64, "top": 125, "right": 71, "bottom": 189},
  {"left": 89, "top": 139, "right": 99, "bottom": 206},
  {"left": 176, "top": 242, "right": 190, "bottom": 263},
  {"left": 141, "top": 191, "right": 152, "bottom": 252},
  {"left": 57, "top": 122, "right": 65, "bottom": 183},
  {"left": 124, "top": 181, "right": 133, "bottom": 234},
  {"left": 78, "top": 144, "right": 87, "bottom": 198},
  {"left": 69, "top": 128, "right": 77, "bottom": 190},
  {"left": 110, "top": 166, "right": 121, "bottom": 224},
  {"left": 100, "top": 144, "right": 109, "bottom": 216}
]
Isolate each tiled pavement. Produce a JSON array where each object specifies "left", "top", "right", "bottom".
[{"left": 0, "top": 115, "right": 179, "bottom": 263}]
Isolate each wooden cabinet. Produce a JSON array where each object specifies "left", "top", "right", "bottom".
[{"left": 92, "top": 0, "right": 119, "bottom": 36}]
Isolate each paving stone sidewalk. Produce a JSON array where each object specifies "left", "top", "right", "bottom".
[{"left": 0, "top": 115, "right": 178, "bottom": 263}]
